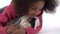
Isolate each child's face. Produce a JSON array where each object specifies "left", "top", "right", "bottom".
[{"left": 27, "top": 1, "right": 45, "bottom": 17}]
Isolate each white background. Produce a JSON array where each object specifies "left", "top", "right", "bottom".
[{"left": 0, "top": 0, "right": 60, "bottom": 34}]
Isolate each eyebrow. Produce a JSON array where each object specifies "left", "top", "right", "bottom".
[
  {"left": 31, "top": 5, "right": 37, "bottom": 8},
  {"left": 31, "top": 5, "right": 42, "bottom": 10}
]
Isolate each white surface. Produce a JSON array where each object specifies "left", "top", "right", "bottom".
[
  {"left": 0, "top": 0, "right": 12, "bottom": 8},
  {"left": 0, "top": 0, "right": 60, "bottom": 34},
  {"left": 38, "top": 4, "right": 60, "bottom": 34}
]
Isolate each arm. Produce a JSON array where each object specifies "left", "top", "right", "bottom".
[
  {"left": 0, "top": 7, "right": 11, "bottom": 34},
  {"left": 0, "top": 3, "right": 18, "bottom": 34}
]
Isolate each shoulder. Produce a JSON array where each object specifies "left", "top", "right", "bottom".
[{"left": 1, "top": 3, "right": 18, "bottom": 18}]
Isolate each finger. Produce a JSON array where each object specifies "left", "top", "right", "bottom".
[
  {"left": 11, "top": 28, "right": 25, "bottom": 34},
  {"left": 7, "top": 26, "right": 21, "bottom": 34},
  {"left": 13, "top": 25, "right": 20, "bottom": 30},
  {"left": 9, "top": 23, "right": 19, "bottom": 27},
  {"left": 7, "top": 24, "right": 20, "bottom": 31}
]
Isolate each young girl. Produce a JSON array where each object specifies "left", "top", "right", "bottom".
[{"left": 0, "top": 0, "right": 58, "bottom": 34}]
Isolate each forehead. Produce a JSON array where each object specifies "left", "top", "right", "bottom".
[{"left": 30, "top": 1, "right": 45, "bottom": 8}]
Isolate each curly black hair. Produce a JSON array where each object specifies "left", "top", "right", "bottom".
[{"left": 12, "top": 0, "right": 58, "bottom": 16}]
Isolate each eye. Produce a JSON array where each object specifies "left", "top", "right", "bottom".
[{"left": 31, "top": 7, "right": 36, "bottom": 10}]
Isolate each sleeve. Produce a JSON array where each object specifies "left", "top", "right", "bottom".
[
  {"left": 0, "top": 6, "right": 12, "bottom": 34},
  {"left": 35, "top": 14, "right": 43, "bottom": 33},
  {"left": 0, "top": 3, "right": 19, "bottom": 34},
  {"left": 24, "top": 12, "right": 43, "bottom": 34}
]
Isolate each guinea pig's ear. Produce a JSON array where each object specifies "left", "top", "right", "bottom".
[{"left": 29, "top": 18, "right": 36, "bottom": 28}]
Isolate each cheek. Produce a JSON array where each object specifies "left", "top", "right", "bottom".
[
  {"left": 29, "top": 11, "right": 35, "bottom": 14},
  {"left": 29, "top": 10, "right": 35, "bottom": 14},
  {"left": 36, "top": 11, "right": 41, "bottom": 15}
]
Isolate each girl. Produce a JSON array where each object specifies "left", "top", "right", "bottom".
[{"left": 0, "top": 0, "right": 58, "bottom": 34}]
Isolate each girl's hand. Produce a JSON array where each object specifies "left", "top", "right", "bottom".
[{"left": 7, "top": 23, "right": 26, "bottom": 34}]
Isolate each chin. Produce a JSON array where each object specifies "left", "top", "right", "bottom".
[{"left": 28, "top": 15, "right": 37, "bottom": 18}]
